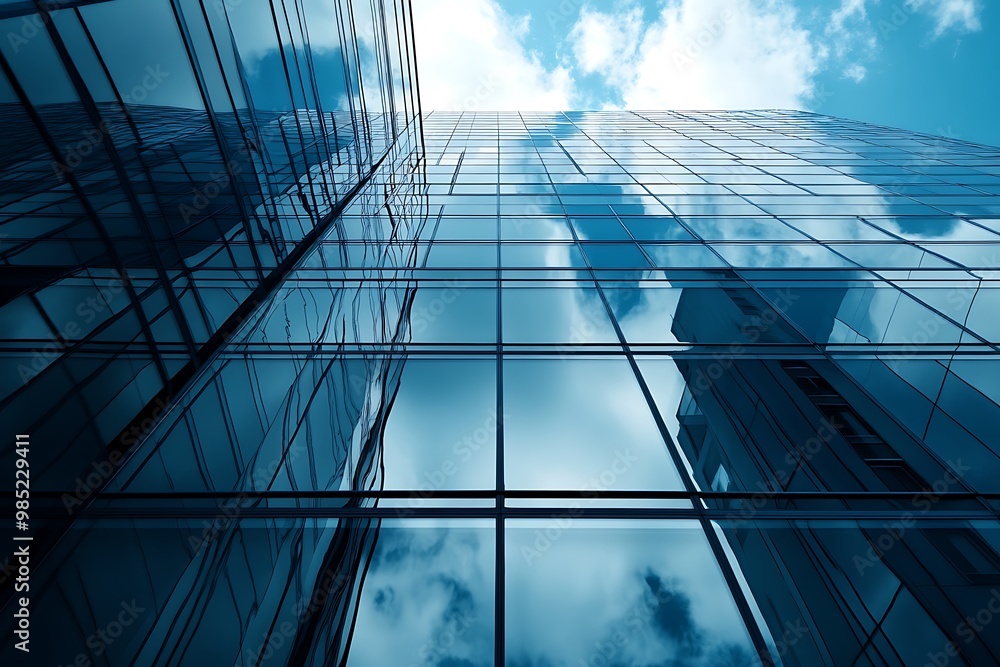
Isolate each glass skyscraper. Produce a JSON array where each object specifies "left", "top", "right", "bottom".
[{"left": 2, "top": 4, "right": 1000, "bottom": 667}]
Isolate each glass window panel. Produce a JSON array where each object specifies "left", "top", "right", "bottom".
[
  {"left": 642, "top": 244, "right": 727, "bottom": 268},
  {"left": 408, "top": 285, "right": 497, "bottom": 344},
  {"left": 571, "top": 216, "right": 631, "bottom": 240},
  {"left": 500, "top": 242, "right": 586, "bottom": 269},
  {"left": 783, "top": 217, "right": 896, "bottom": 241},
  {"left": 714, "top": 520, "right": 1000, "bottom": 667},
  {"left": 501, "top": 217, "right": 575, "bottom": 240},
  {"left": 619, "top": 216, "right": 697, "bottom": 241},
  {"left": 829, "top": 243, "right": 955, "bottom": 268},
  {"left": 681, "top": 217, "right": 810, "bottom": 241},
  {"left": 81, "top": 0, "right": 205, "bottom": 110},
  {"left": 434, "top": 217, "right": 498, "bottom": 241},
  {"left": 425, "top": 243, "right": 497, "bottom": 267},
  {"left": 712, "top": 243, "right": 859, "bottom": 268},
  {"left": 581, "top": 242, "right": 651, "bottom": 269},
  {"left": 501, "top": 287, "right": 617, "bottom": 344},
  {"left": 869, "top": 216, "right": 1000, "bottom": 241},
  {"left": 506, "top": 520, "right": 758, "bottom": 666},
  {"left": 920, "top": 243, "right": 1000, "bottom": 270},
  {"left": 383, "top": 360, "right": 497, "bottom": 491},
  {"left": 348, "top": 519, "right": 495, "bottom": 666},
  {"left": 503, "top": 358, "right": 684, "bottom": 491},
  {"left": 0, "top": 15, "right": 77, "bottom": 105},
  {"left": 602, "top": 285, "right": 684, "bottom": 345},
  {"left": 761, "top": 285, "right": 964, "bottom": 345}
]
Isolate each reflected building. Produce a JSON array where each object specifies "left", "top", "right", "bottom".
[
  {"left": 669, "top": 284, "right": 1000, "bottom": 665},
  {"left": 2, "top": 9, "right": 1000, "bottom": 665}
]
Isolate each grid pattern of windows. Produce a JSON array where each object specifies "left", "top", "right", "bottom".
[{"left": 5, "top": 103, "right": 1000, "bottom": 666}]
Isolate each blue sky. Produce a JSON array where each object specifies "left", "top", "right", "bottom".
[{"left": 412, "top": 0, "right": 1000, "bottom": 146}]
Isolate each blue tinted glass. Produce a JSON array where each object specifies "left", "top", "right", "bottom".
[{"left": 3, "top": 51, "right": 999, "bottom": 667}]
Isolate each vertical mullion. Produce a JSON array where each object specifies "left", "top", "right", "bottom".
[{"left": 494, "top": 110, "right": 505, "bottom": 667}]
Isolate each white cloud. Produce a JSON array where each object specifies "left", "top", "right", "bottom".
[
  {"left": 843, "top": 63, "right": 868, "bottom": 81},
  {"left": 568, "top": 4, "right": 645, "bottom": 78},
  {"left": 827, "top": 0, "right": 982, "bottom": 42},
  {"left": 568, "top": 0, "right": 825, "bottom": 110},
  {"left": 905, "top": 0, "right": 982, "bottom": 36},
  {"left": 407, "top": 0, "right": 984, "bottom": 113},
  {"left": 412, "top": 0, "right": 576, "bottom": 110},
  {"left": 822, "top": 0, "right": 982, "bottom": 87},
  {"left": 827, "top": 0, "right": 878, "bottom": 59},
  {"left": 830, "top": 0, "right": 869, "bottom": 34}
]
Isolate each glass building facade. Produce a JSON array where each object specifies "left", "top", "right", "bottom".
[
  {"left": 3, "top": 5, "right": 1000, "bottom": 666},
  {"left": 0, "top": 0, "right": 421, "bottom": 496}
]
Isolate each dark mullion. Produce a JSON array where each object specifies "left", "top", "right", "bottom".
[
  {"left": 494, "top": 110, "right": 506, "bottom": 667},
  {"left": 41, "top": 506, "right": 1000, "bottom": 521}
]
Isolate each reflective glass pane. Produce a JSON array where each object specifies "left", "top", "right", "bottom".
[
  {"left": 503, "top": 358, "right": 684, "bottom": 491},
  {"left": 383, "top": 360, "right": 497, "bottom": 491},
  {"left": 501, "top": 287, "right": 618, "bottom": 344},
  {"left": 348, "top": 520, "right": 495, "bottom": 666},
  {"left": 506, "top": 520, "right": 758, "bottom": 666}
]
